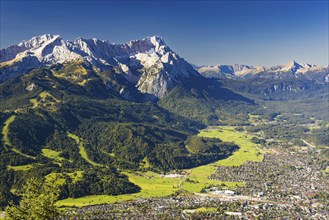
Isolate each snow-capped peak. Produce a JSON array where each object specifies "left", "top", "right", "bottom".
[
  {"left": 18, "top": 34, "right": 60, "bottom": 49},
  {"left": 195, "top": 60, "right": 328, "bottom": 82},
  {"left": 1, "top": 34, "right": 200, "bottom": 98},
  {"left": 280, "top": 60, "right": 301, "bottom": 72},
  {"left": 147, "top": 36, "right": 165, "bottom": 48}
]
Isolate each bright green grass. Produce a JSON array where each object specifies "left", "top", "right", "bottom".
[
  {"left": 2, "top": 115, "right": 16, "bottom": 148},
  {"left": 58, "top": 126, "right": 262, "bottom": 207},
  {"left": 57, "top": 171, "right": 180, "bottom": 207},
  {"left": 29, "top": 91, "right": 60, "bottom": 111},
  {"left": 2, "top": 115, "right": 35, "bottom": 159},
  {"left": 67, "top": 171, "right": 84, "bottom": 182},
  {"left": 45, "top": 171, "right": 84, "bottom": 186},
  {"left": 182, "top": 126, "right": 262, "bottom": 192},
  {"left": 45, "top": 173, "right": 67, "bottom": 186},
  {"left": 198, "top": 126, "right": 263, "bottom": 166},
  {"left": 39, "top": 91, "right": 59, "bottom": 102},
  {"left": 42, "top": 149, "right": 63, "bottom": 159},
  {"left": 11, "top": 148, "right": 36, "bottom": 159},
  {"left": 29, "top": 98, "right": 38, "bottom": 107},
  {"left": 100, "top": 149, "right": 115, "bottom": 157},
  {"left": 42, "top": 148, "right": 66, "bottom": 166},
  {"left": 7, "top": 164, "right": 35, "bottom": 171},
  {"left": 67, "top": 132, "right": 102, "bottom": 167},
  {"left": 195, "top": 207, "right": 217, "bottom": 212},
  {"left": 77, "top": 79, "right": 89, "bottom": 86},
  {"left": 140, "top": 157, "right": 151, "bottom": 169}
]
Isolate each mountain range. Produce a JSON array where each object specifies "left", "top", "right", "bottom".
[
  {"left": 195, "top": 61, "right": 329, "bottom": 82},
  {"left": 0, "top": 34, "right": 199, "bottom": 99},
  {"left": 0, "top": 35, "right": 328, "bottom": 207},
  {"left": 1, "top": 34, "right": 328, "bottom": 101}
]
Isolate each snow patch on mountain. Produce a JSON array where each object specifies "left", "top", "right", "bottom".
[
  {"left": 196, "top": 60, "right": 328, "bottom": 82},
  {"left": 0, "top": 34, "right": 200, "bottom": 98}
]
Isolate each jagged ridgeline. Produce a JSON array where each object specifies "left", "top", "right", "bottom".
[
  {"left": 1, "top": 34, "right": 328, "bottom": 206},
  {"left": 0, "top": 34, "right": 252, "bottom": 205}
]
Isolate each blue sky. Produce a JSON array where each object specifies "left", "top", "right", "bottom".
[{"left": 1, "top": 0, "right": 328, "bottom": 66}]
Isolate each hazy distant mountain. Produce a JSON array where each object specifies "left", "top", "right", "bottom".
[
  {"left": 0, "top": 34, "right": 199, "bottom": 98},
  {"left": 196, "top": 60, "right": 329, "bottom": 82}
]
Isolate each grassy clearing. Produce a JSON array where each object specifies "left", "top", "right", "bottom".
[
  {"left": 182, "top": 126, "right": 262, "bottom": 192},
  {"left": 100, "top": 149, "right": 115, "bottom": 157},
  {"left": 248, "top": 114, "right": 262, "bottom": 124},
  {"left": 67, "top": 132, "right": 102, "bottom": 167},
  {"left": 67, "top": 171, "right": 84, "bottom": 182},
  {"left": 140, "top": 157, "right": 151, "bottom": 169},
  {"left": 2, "top": 115, "right": 36, "bottom": 158},
  {"left": 12, "top": 148, "right": 36, "bottom": 159},
  {"left": 29, "top": 98, "right": 39, "bottom": 107},
  {"left": 323, "top": 166, "right": 329, "bottom": 175},
  {"left": 195, "top": 207, "right": 217, "bottom": 212},
  {"left": 45, "top": 171, "right": 84, "bottom": 186},
  {"left": 198, "top": 126, "right": 263, "bottom": 166},
  {"left": 57, "top": 171, "right": 180, "bottom": 207},
  {"left": 29, "top": 91, "right": 60, "bottom": 111},
  {"left": 7, "top": 164, "right": 35, "bottom": 171},
  {"left": 42, "top": 148, "right": 66, "bottom": 166},
  {"left": 183, "top": 166, "right": 244, "bottom": 192},
  {"left": 42, "top": 149, "right": 62, "bottom": 160},
  {"left": 58, "top": 126, "right": 263, "bottom": 207},
  {"left": 2, "top": 115, "right": 16, "bottom": 148},
  {"left": 77, "top": 79, "right": 89, "bottom": 86}
]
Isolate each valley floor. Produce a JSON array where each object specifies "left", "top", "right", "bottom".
[
  {"left": 57, "top": 126, "right": 262, "bottom": 207},
  {"left": 58, "top": 126, "right": 329, "bottom": 219}
]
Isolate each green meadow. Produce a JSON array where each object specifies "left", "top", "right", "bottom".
[
  {"left": 45, "top": 171, "right": 84, "bottom": 186},
  {"left": 182, "top": 126, "right": 263, "bottom": 192},
  {"left": 42, "top": 148, "right": 66, "bottom": 166},
  {"left": 67, "top": 132, "right": 102, "bottom": 167},
  {"left": 2, "top": 115, "right": 36, "bottom": 159},
  {"left": 57, "top": 171, "right": 180, "bottom": 207},
  {"left": 7, "top": 164, "right": 35, "bottom": 171},
  {"left": 2, "top": 115, "right": 16, "bottom": 148},
  {"left": 57, "top": 126, "right": 263, "bottom": 207}
]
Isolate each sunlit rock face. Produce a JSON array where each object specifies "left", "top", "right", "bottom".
[{"left": 0, "top": 35, "right": 200, "bottom": 98}]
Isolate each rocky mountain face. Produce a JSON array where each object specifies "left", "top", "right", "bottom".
[
  {"left": 1, "top": 35, "right": 328, "bottom": 101},
  {"left": 196, "top": 60, "right": 329, "bottom": 82},
  {"left": 0, "top": 34, "right": 200, "bottom": 99}
]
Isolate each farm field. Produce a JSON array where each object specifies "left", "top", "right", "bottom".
[
  {"left": 182, "top": 126, "right": 262, "bottom": 192},
  {"left": 57, "top": 126, "right": 263, "bottom": 207},
  {"left": 57, "top": 171, "right": 181, "bottom": 207}
]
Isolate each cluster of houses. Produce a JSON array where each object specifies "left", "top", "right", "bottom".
[
  {"left": 60, "top": 137, "right": 329, "bottom": 219},
  {"left": 61, "top": 193, "right": 328, "bottom": 219},
  {"left": 208, "top": 145, "right": 328, "bottom": 214}
]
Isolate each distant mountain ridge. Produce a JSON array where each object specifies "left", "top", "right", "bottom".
[
  {"left": 195, "top": 60, "right": 329, "bottom": 82},
  {"left": 0, "top": 34, "right": 199, "bottom": 98},
  {"left": 1, "top": 34, "right": 328, "bottom": 101}
]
